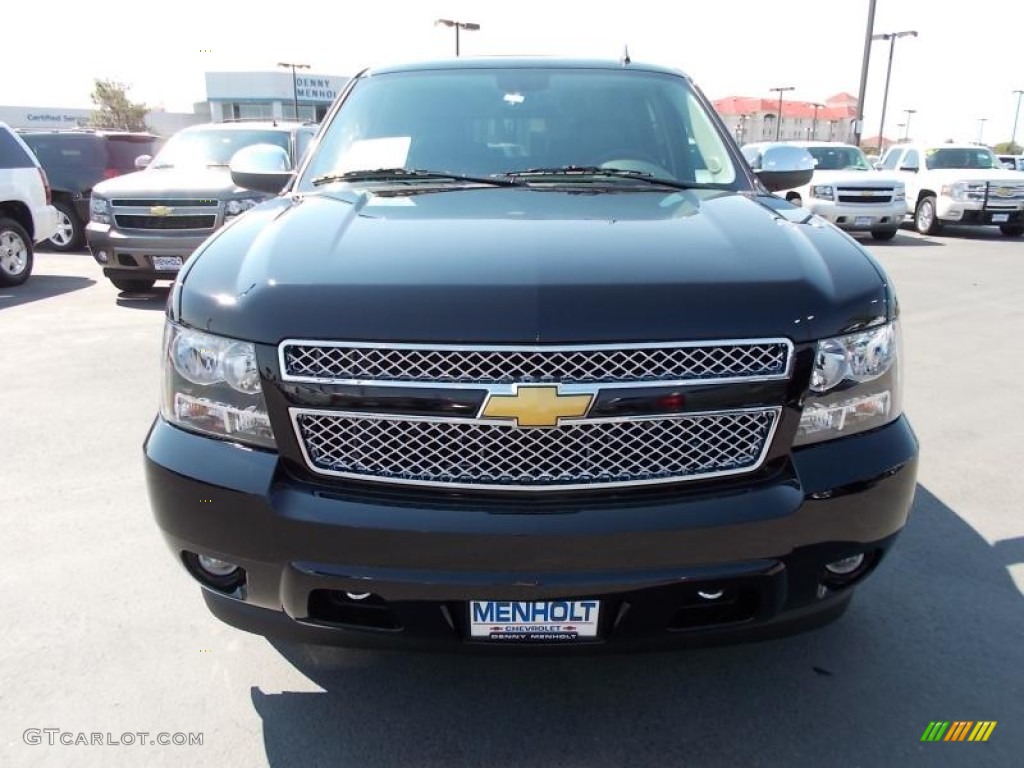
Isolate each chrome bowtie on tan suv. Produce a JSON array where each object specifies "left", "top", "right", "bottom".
[
  {"left": 86, "top": 120, "right": 317, "bottom": 294},
  {"left": 144, "top": 57, "right": 919, "bottom": 652}
]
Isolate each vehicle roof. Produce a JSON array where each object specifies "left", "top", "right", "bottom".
[
  {"left": 887, "top": 142, "right": 996, "bottom": 152},
  {"left": 16, "top": 128, "right": 159, "bottom": 138},
  {"left": 361, "top": 56, "right": 690, "bottom": 79}
]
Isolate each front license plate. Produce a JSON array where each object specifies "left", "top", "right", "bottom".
[
  {"left": 992, "top": 213, "right": 1010, "bottom": 223},
  {"left": 854, "top": 216, "right": 873, "bottom": 227},
  {"left": 152, "top": 256, "right": 183, "bottom": 271},
  {"left": 470, "top": 599, "right": 600, "bottom": 641}
]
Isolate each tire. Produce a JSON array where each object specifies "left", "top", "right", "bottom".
[
  {"left": 870, "top": 228, "right": 899, "bottom": 241},
  {"left": 0, "top": 217, "right": 33, "bottom": 287},
  {"left": 109, "top": 277, "right": 156, "bottom": 293},
  {"left": 914, "top": 195, "right": 942, "bottom": 235},
  {"left": 999, "top": 224, "right": 1024, "bottom": 237},
  {"left": 47, "top": 200, "right": 85, "bottom": 252}
]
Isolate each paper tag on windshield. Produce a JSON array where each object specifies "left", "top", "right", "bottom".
[{"left": 336, "top": 137, "right": 411, "bottom": 172}]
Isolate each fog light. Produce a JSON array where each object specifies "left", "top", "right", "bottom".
[
  {"left": 96, "top": 250, "right": 109, "bottom": 263},
  {"left": 825, "top": 553, "right": 865, "bottom": 576},
  {"left": 197, "top": 554, "right": 239, "bottom": 577}
]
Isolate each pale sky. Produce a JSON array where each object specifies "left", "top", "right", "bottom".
[{"left": 5, "top": 0, "right": 1022, "bottom": 145}]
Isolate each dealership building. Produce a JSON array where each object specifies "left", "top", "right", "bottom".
[
  {"left": 203, "top": 71, "right": 350, "bottom": 122},
  {"left": 0, "top": 69, "right": 350, "bottom": 137}
]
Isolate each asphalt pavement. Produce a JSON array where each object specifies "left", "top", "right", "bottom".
[{"left": 1, "top": 226, "right": 1022, "bottom": 768}]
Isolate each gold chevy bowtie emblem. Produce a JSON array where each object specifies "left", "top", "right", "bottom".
[
  {"left": 481, "top": 385, "right": 593, "bottom": 428},
  {"left": 993, "top": 186, "right": 1013, "bottom": 198},
  {"left": 150, "top": 205, "right": 173, "bottom": 216}
]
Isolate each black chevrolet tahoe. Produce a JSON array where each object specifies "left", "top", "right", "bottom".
[{"left": 144, "top": 58, "right": 919, "bottom": 652}]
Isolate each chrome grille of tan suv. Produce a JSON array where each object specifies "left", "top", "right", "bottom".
[{"left": 280, "top": 340, "right": 793, "bottom": 491}]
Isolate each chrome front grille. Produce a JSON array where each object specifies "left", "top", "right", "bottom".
[
  {"left": 292, "top": 408, "right": 781, "bottom": 491},
  {"left": 109, "top": 198, "right": 221, "bottom": 231},
  {"left": 281, "top": 339, "right": 792, "bottom": 385},
  {"left": 836, "top": 187, "right": 895, "bottom": 204}
]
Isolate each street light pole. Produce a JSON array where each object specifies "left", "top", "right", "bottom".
[
  {"left": 902, "top": 109, "right": 916, "bottom": 141},
  {"left": 977, "top": 118, "right": 988, "bottom": 145},
  {"left": 853, "top": 0, "right": 878, "bottom": 147},
  {"left": 873, "top": 31, "right": 917, "bottom": 152},
  {"left": 811, "top": 103, "right": 824, "bottom": 140},
  {"left": 769, "top": 86, "right": 795, "bottom": 140},
  {"left": 277, "top": 61, "right": 311, "bottom": 121},
  {"left": 1012, "top": 90, "right": 1024, "bottom": 149},
  {"left": 435, "top": 18, "right": 480, "bottom": 56}
]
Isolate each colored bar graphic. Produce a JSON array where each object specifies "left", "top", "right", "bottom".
[{"left": 922, "top": 721, "right": 996, "bottom": 742}]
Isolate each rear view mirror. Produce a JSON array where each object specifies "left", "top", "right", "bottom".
[{"left": 752, "top": 144, "right": 815, "bottom": 192}]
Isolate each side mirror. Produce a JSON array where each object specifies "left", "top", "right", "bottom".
[
  {"left": 229, "top": 144, "right": 294, "bottom": 195},
  {"left": 873, "top": 162, "right": 884, "bottom": 171},
  {"left": 753, "top": 144, "right": 815, "bottom": 192},
  {"left": 135, "top": 154, "right": 152, "bottom": 170}
]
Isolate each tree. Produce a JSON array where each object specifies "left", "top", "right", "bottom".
[
  {"left": 994, "top": 141, "right": 1023, "bottom": 154},
  {"left": 88, "top": 79, "right": 150, "bottom": 132}
]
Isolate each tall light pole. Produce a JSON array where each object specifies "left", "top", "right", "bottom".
[
  {"left": 435, "top": 18, "right": 480, "bottom": 56},
  {"left": 811, "top": 103, "right": 824, "bottom": 140},
  {"left": 873, "top": 31, "right": 918, "bottom": 152},
  {"left": 769, "top": 86, "right": 795, "bottom": 140},
  {"left": 902, "top": 109, "right": 916, "bottom": 141},
  {"left": 277, "top": 62, "right": 311, "bottom": 121},
  {"left": 1012, "top": 90, "right": 1024, "bottom": 150},
  {"left": 977, "top": 118, "right": 988, "bottom": 145},
  {"left": 853, "top": 0, "right": 878, "bottom": 147}
]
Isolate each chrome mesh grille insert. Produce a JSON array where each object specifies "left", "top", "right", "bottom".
[
  {"left": 292, "top": 408, "right": 781, "bottom": 490},
  {"left": 281, "top": 341, "right": 791, "bottom": 384}
]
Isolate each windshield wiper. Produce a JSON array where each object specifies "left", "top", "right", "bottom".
[
  {"left": 502, "top": 166, "right": 702, "bottom": 190},
  {"left": 311, "top": 168, "right": 524, "bottom": 187}
]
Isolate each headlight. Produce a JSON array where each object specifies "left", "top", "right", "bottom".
[
  {"left": 160, "top": 322, "right": 276, "bottom": 449},
  {"left": 941, "top": 182, "right": 984, "bottom": 202},
  {"left": 90, "top": 196, "right": 110, "bottom": 224},
  {"left": 794, "top": 320, "right": 902, "bottom": 446},
  {"left": 225, "top": 197, "right": 264, "bottom": 218},
  {"left": 810, "top": 185, "right": 834, "bottom": 201}
]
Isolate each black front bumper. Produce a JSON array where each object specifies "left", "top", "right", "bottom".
[{"left": 144, "top": 416, "right": 918, "bottom": 652}]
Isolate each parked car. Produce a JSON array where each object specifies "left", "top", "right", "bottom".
[
  {"left": 743, "top": 141, "right": 906, "bottom": 240},
  {"left": 996, "top": 154, "right": 1024, "bottom": 171},
  {"left": 144, "top": 57, "right": 918, "bottom": 652},
  {"left": 86, "top": 120, "right": 318, "bottom": 294},
  {"left": 878, "top": 143, "right": 1024, "bottom": 235},
  {"left": 17, "top": 129, "right": 161, "bottom": 252},
  {"left": 0, "top": 122, "right": 59, "bottom": 286}
]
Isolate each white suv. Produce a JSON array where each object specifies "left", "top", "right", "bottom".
[
  {"left": 743, "top": 141, "right": 906, "bottom": 240},
  {"left": 879, "top": 143, "right": 1024, "bottom": 236},
  {"left": 0, "top": 121, "right": 59, "bottom": 285}
]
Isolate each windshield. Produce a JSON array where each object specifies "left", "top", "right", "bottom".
[
  {"left": 805, "top": 145, "right": 870, "bottom": 171},
  {"left": 299, "top": 67, "right": 740, "bottom": 190},
  {"left": 924, "top": 147, "right": 1000, "bottom": 170},
  {"left": 150, "top": 128, "right": 290, "bottom": 169}
]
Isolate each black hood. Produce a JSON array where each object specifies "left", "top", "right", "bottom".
[{"left": 174, "top": 186, "right": 891, "bottom": 345}]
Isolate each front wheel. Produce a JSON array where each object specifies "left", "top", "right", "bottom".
[
  {"left": 871, "top": 228, "right": 899, "bottom": 241},
  {"left": 914, "top": 196, "right": 942, "bottom": 235},
  {"left": 0, "top": 217, "right": 34, "bottom": 286},
  {"left": 47, "top": 201, "right": 85, "bottom": 252},
  {"left": 999, "top": 224, "right": 1023, "bottom": 237},
  {"left": 109, "top": 277, "right": 156, "bottom": 293}
]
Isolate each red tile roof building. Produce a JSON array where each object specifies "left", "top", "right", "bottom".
[{"left": 714, "top": 93, "right": 860, "bottom": 145}]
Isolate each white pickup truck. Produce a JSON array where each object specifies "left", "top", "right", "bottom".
[
  {"left": 878, "top": 143, "right": 1024, "bottom": 236},
  {"left": 743, "top": 141, "right": 906, "bottom": 241},
  {"left": 0, "top": 121, "right": 59, "bottom": 285}
]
